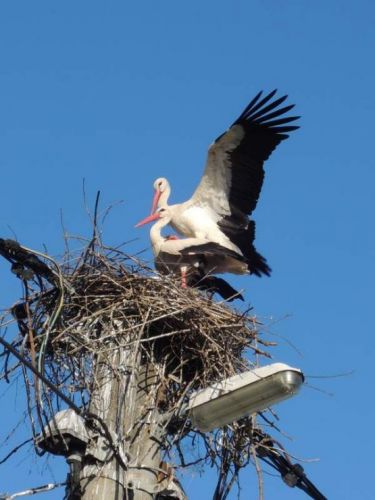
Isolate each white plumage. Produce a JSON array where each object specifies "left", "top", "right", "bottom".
[
  {"left": 136, "top": 207, "right": 246, "bottom": 300},
  {"left": 150, "top": 90, "right": 300, "bottom": 277}
]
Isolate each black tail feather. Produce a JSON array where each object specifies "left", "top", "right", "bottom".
[
  {"left": 248, "top": 248, "right": 271, "bottom": 277},
  {"left": 218, "top": 218, "right": 271, "bottom": 277},
  {"left": 188, "top": 274, "right": 244, "bottom": 302}
]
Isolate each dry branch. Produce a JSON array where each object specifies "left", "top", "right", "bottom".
[{"left": 0, "top": 237, "right": 324, "bottom": 499}]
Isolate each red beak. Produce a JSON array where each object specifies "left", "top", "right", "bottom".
[
  {"left": 135, "top": 212, "right": 160, "bottom": 228},
  {"left": 151, "top": 188, "right": 161, "bottom": 214}
]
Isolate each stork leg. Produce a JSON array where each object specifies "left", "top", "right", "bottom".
[{"left": 180, "top": 266, "right": 188, "bottom": 289}]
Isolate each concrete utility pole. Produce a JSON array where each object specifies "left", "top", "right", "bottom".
[{"left": 78, "top": 345, "right": 167, "bottom": 499}]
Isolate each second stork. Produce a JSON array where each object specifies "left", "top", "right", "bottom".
[{"left": 150, "top": 90, "right": 300, "bottom": 277}]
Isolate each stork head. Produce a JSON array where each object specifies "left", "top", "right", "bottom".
[
  {"left": 151, "top": 177, "right": 170, "bottom": 214},
  {"left": 135, "top": 207, "right": 171, "bottom": 228}
]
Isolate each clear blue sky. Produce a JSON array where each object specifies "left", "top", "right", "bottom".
[{"left": 0, "top": 1, "right": 374, "bottom": 499}]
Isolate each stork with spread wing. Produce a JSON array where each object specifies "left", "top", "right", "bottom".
[{"left": 150, "top": 90, "right": 300, "bottom": 277}]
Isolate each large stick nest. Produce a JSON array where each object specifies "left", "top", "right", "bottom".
[
  {"left": 53, "top": 259, "right": 267, "bottom": 387},
  {"left": 9, "top": 239, "right": 272, "bottom": 400},
  {"left": 0, "top": 235, "right": 307, "bottom": 499}
]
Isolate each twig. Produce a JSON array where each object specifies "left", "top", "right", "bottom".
[
  {"left": 0, "top": 438, "right": 33, "bottom": 465},
  {"left": 0, "top": 481, "right": 66, "bottom": 499}
]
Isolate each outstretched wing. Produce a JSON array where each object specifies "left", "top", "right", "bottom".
[{"left": 191, "top": 90, "right": 300, "bottom": 218}]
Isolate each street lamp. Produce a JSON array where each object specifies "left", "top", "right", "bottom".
[{"left": 188, "top": 363, "right": 304, "bottom": 432}]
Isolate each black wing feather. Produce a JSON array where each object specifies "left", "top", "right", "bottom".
[
  {"left": 260, "top": 116, "right": 300, "bottom": 127},
  {"left": 247, "top": 96, "right": 289, "bottom": 121},
  {"left": 252, "top": 104, "right": 295, "bottom": 123},
  {"left": 225, "top": 90, "right": 300, "bottom": 217},
  {"left": 214, "top": 90, "right": 299, "bottom": 275},
  {"left": 235, "top": 90, "right": 263, "bottom": 122},
  {"left": 233, "top": 89, "right": 278, "bottom": 125},
  {"left": 179, "top": 241, "right": 245, "bottom": 262}
]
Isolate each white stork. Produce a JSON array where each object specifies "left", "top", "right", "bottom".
[
  {"left": 136, "top": 207, "right": 245, "bottom": 301},
  {"left": 150, "top": 90, "right": 300, "bottom": 277}
]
